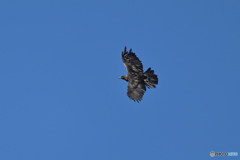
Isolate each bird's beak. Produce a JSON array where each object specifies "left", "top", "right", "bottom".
[{"left": 119, "top": 77, "right": 121, "bottom": 79}]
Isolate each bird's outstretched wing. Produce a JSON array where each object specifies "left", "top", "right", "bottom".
[
  {"left": 122, "top": 46, "right": 143, "bottom": 74},
  {"left": 127, "top": 78, "right": 146, "bottom": 103}
]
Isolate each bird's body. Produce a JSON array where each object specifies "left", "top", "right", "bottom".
[{"left": 120, "top": 47, "right": 158, "bottom": 102}]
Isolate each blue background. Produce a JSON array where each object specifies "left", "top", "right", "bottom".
[{"left": 1, "top": 1, "right": 239, "bottom": 159}]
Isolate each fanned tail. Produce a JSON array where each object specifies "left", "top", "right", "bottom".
[{"left": 144, "top": 68, "right": 158, "bottom": 88}]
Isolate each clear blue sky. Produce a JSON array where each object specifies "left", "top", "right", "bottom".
[{"left": 0, "top": 1, "right": 239, "bottom": 159}]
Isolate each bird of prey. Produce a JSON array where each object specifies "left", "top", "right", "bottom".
[{"left": 120, "top": 46, "right": 158, "bottom": 102}]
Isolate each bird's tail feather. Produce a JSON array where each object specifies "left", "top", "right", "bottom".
[{"left": 144, "top": 68, "right": 158, "bottom": 88}]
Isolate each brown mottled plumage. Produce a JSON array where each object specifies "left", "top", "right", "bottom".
[{"left": 120, "top": 46, "right": 158, "bottom": 102}]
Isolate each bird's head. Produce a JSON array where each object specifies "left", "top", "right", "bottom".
[{"left": 119, "top": 75, "right": 128, "bottom": 81}]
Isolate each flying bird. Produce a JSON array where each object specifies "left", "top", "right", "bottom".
[{"left": 120, "top": 46, "right": 158, "bottom": 102}]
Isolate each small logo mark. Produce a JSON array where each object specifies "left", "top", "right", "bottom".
[
  {"left": 210, "top": 151, "right": 215, "bottom": 157},
  {"left": 210, "top": 151, "right": 238, "bottom": 157}
]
